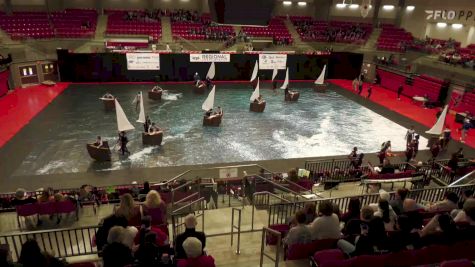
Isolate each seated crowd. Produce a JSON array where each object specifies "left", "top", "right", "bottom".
[
  {"left": 294, "top": 19, "right": 370, "bottom": 44},
  {"left": 281, "top": 188, "right": 475, "bottom": 262}
]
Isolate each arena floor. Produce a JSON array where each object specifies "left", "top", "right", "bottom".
[{"left": 0, "top": 81, "right": 473, "bottom": 191}]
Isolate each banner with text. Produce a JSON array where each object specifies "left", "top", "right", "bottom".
[
  {"left": 126, "top": 53, "right": 160, "bottom": 70},
  {"left": 190, "top": 54, "right": 231, "bottom": 62},
  {"left": 259, "top": 54, "right": 287, "bottom": 70}
]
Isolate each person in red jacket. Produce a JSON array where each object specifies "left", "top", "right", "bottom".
[{"left": 177, "top": 237, "right": 215, "bottom": 267}]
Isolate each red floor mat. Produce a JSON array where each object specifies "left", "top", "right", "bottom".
[
  {"left": 0, "top": 83, "right": 70, "bottom": 148},
  {"left": 329, "top": 79, "right": 475, "bottom": 149}
]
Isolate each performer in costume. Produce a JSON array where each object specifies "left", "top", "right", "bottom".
[
  {"left": 205, "top": 76, "right": 212, "bottom": 90},
  {"left": 118, "top": 131, "right": 130, "bottom": 155},
  {"left": 144, "top": 115, "right": 151, "bottom": 132},
  {"left": 94, "top": 136, "right": 103, "bottom": 148},
  {"left": 405, "top": 126, "right": 415, "bottom": 146},
  {"left": 103, "top": 92, "right": 114, "bottom": 99},
  {"left": 193, "top": 72, "right": 201, "bottom": 86}
]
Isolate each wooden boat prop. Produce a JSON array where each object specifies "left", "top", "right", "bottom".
[
  {"left": 281, "top": 68, "right": 299, "bottom": 102},
  {"left": 86, "top": 141, "right": 111, "bottom": 161},
  {"left": 314, "top": 65, "right": 327, "bottom": 92},
  {"left": 250, "top": 78, "right": 266, "bottom": 112},
  {"left": 99, "top": 97, "right": 115, "bottom": 111},
  {"left": 148, "top": 86, "right": 162, "bottom": 100},
  {"left": 142, "top": 131, "right": 163, "bottom": 146},
  {"left": 193, "top": 81, "right": 206, "bottom": 94},
  {"left": 202, "top": 85, "right": 222, "bottom": 126}
]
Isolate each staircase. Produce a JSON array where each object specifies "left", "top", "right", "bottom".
[
  {"left": 94, "top": 14, "right": 108, "bottom": 40},
  {"left": 284, "top": 18, "right": 301, "bottom": 44},
  {"left": 161, "top": 16, "right": 173, "bottom": 44},
  {"left": 364, "top": 28, "right": 381, "bottom": 50}
]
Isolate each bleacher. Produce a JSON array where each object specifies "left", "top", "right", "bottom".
[
  {"left": 171, "top": 13, "right": 235, "bottom": 41},
  {"left": 291, "top": 16, "right": 372, "bottom": 45},
  {"left": 241, "top": 17, "right": 292, "bottom": 44},
  {"left": 0, "top": 10, "right": 97, "bottom": 40},
  {"left": 105, "top": 9, "right": 162, "bottom": 41},
  {"left": 453, "top": 91, "right": 475, "bottom": 115},
  {"left": 377, "top": 24, "right": 413, "bottom": 52}
]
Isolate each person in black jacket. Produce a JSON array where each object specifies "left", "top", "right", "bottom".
[
  {"left": 175, "top": 214, "right": 206, "bottom": 259},
  {"left": 95, "top": 214, "right": 128, "bottom": 251}
]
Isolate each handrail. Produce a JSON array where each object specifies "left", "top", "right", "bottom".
[
  {"left": 260, "top": 227, "right": 281, "bottom": 267},
  {"left": 253, "top": 175, "right": 303, "bottom": 199},
  {"left": 253, "top": 191, "right": 291, "bottom": 204},
  {"left": 449, "top": 170, "right": 475, "bottom": 187},
  {"left": 230, "top": 207, "right": 242, "bottom": 255},
  {"left": 252, "top": 191, "right": 291, "bottom": 231},
  {"left": 173, "top": 192, "right": 199, "bottom": 205},
  {"left": 172, "top": 197, "right": 206, "bottom": 214},
  {"left": 281, "top": 177, "right": 314, "bottom": 194}
]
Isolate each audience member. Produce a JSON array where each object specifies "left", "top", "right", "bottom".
[
  {"left": 142, "top": 190, "right": 167, "bottom": 224},
  {"left": 102, "top": 226, "right": 134, "bottom": 267},
  {"left": 374, "top": 199, "right": 397, "bottom": 231},
  {"left": 284, "top": 211, "right": 312, "bottom": 246},
  {"left": 427, "top": 191, "right": 459, "bottom": 212},
  {"left": 338, "top": 217, "right": 389, "bottom": 256},
  {"left": 341, "top": 197, "right": 361, "bottom": 224},
  {"left": 308, "top": 200, "right": 341, "bottom": 240},
  {"left": 303, "top": 202, "right": 317, "bottom": 224},
  {"left": 0, "top": 245, "right": 19, "bottom": 267},
  {"left": 342, "top": 205, "right": 374, "bottom": 243},
  {"left": 134, "top": 232, "right": 161, "bottom": 267},
  {"left": 95, "top": 214, "right": 128, "bottom": 251},
  {"left": 177, "top": 237, "right": 216, "bottom": 267},
  {"left": 19, "top": 239, "right": 65, "bottom": 267},
  {"left": 115, "top": 193, "right": 141, "bottom": 225},
  {"left": 175, "top": 214, "right": 206, "bottom": 259},
  {"left": 10, "top": 188, "right": 36, "bottom": 206},
  {"left": 134, "top": 215, "right": 168, "bottom": 247},
  {"left": 390, "top": 188, "right": 409, "bottom": 214}
]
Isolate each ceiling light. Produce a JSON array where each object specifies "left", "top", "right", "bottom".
[
  {"left": 406, "top": 6, "right": 415, "bottom": 11},
  {"left": 452, "top": 23, "right": 463, "bottom": 29},
  {"left": 336, "top": 3, "right": 346, "bottom": 8},
  {"left": 349, "top": 4, "right": 359, "bottom": 9},
  {"left": 436, "top": 22, "right": 447, "bottom": 28},
  {"left": 297, "top": 2, "right": 307, "bottom": 6},
  {"left": 283, "top": 1, "right": 292, "bottom": 6},
  {"left": 383, "top": 5, "right": 394, "bottom": 10}
]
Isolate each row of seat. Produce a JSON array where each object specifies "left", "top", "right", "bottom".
[{"left": 377, "top": 26, "right": 413, "bottom": 52}]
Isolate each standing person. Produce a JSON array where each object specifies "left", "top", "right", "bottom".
[
  {"left": 405, "top": 126, "right": 415, "bottom": 146},
  {"left": 460, "top": 117, "right": 471, "bottom": 143},
  {"left": 357, "top": 80, "right": 363, "bottom": 95},
  {"left": 193, "top": 72, "right": 201, "bottom": 86},
  {"left": 405, "top": 144, "right": 414, "bottom": 163},
  {"left": 352, "top": 78, "right": 359, "bottom": 91},
  {"left": 367, "top": 86, "right": 372, "bottom": 99},
  {"left": 430, "top": 140, "right": 441, "bottom": 160},
  {"left": 118, "top": 131, "right": 130, "bottom": 155},
  {"left": 133, "top": 92, "right": 141, "bottom": 112},
  {"left": 397, "top": 84, "right": 404, "bottom": 100},
  {"left": 442, "top": 126, "right": 451, "bottom": 150},
  {"left": 412, "top": 135, "right": 420, "bottom": 160},
  {"left": 378, "top": 141, "right": 391, "bottom": 164}
]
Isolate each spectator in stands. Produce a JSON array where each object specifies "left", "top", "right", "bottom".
[
  {"left": 458, "top": 189, "right": 474, "bottom": 210},
  {"left": 397, "top": 84, "right": 404, "bottom": 100},
  {"left": 379, "top": 158, "right": 395, "bottom": 174},
  {"left": 95, "top": 214, "right": 128, "bottom": 251},
  {"left": 338, "top": 217, "right": 389, "bottom": 256},
  {"left": 102, "top": 226, "right": 134, "bottom": 267},
  {"left": 19, "top": 239, "right": 65, "bottom": 267},
  {"left": 175, "top": 214, "right": 206, "bottom": 259},
  {"left": 308, "top": 200, "right": 341, "bottom": 240},
  {"left": 177, "top": 237, "right": 216, "bottom": 267},
  {"left": 390, "top": 188, "right": 410, "bottom": 215},
  {"left": 388, "top": 214, "right": 420, "bottom": 251},
  {"left": 134, "top": 232, "right": 161, "bottom": 266},
  {"left": 38, "top": 187, "right": 54, "bottom": 203},
  {"left": 374, "top": 199, "right": 397, "bottom": 231},
  {"left": 142, "top": 190, "right": 167, "bottom": 224},
  {"left": 10, "top": 188, "right": 35, "bottom": 206},
  {"left": 135, "top": 215, "right": 168, "bottom": 247},
  {"left": 427, "top": 191, "right": 459, "bottom": 212},
  {"left": 140, "top": 181, "right": 151, "bottom": 195},
  {"left": 341, "top": 197, "right": 361, "bottom": 224},
  {"left": 303, "top": 202, "right": 317, "bottom": 224},
  {"left": 0, "top": 244, "right": 18, "bottom": 267},
  {"left": 115, "top": 193, "right": 141, "bottom": 225},
  {"left": 284, "top": 211, "right": 312, "bottom": 246},
  {"left": 419, "top": 213, "right": 458, "bottom": 246},
  {"left": 454, "top": 198, "right": 475, "bottom": 225},
  {"left": 342, "top": 205, "right": 373, "bottom": 242}
]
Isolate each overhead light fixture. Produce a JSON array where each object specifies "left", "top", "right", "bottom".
[
  {"left": 436, "top": 22, "right": 447, "bottom": 28},
  {"left": 406, "top": 6, "right": 415, "bottom": 11},
  {"left": 297, "top": 2, "right": 307, "bottom": 6},
  {"left": 383, "top": 5, "right": 394, "bottom": 10},
  {"left": 349, "top": 4, "right": 359, "bottom": 9},
  {"left": 336, "top": 3, "right": 346, "bottom": 8},
  {"left": 452, "top": 23, "right": 463, "bottom": 29},
  {"left": 283, "top": 1, "right": 292, "bottom": 5}
]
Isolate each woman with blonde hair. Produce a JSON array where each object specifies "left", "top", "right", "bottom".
[
  {"left": 143, "top": 190, "right": 167, "bottom": 225},
  {"left": 115, "top": 193, "right": 141, "bottom": 226}
]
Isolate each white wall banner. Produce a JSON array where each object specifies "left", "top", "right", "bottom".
[
  {"left": 219, "top": 168, "right": 238, "bottom": 178},
  {"left": 190, "top": 53, "right": 231, "bottom": 62},
  {"left": 259, "top": 54, "right": 287, "bottom": 70},
  {"left": 126, "top": 53, "right": 160, "bottom": 70}
]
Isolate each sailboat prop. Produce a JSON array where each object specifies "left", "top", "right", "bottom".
[
  {"left": 202, "top": 85, "right": 223, "bottom": 126},
  {"left": 207, "top": 62, "right": 216, "bottom": 80},
  {"left": 194, "top": 62, "right": 215, "bottom": 94},
  {"left": 148, "top": 85, "right": 163, "bottom": 100},
  {"left": 425, "top": 105, "right": 448, "bottom": 147},
  {"left": 250, "top": 60, "right": 259, "bottom": 88},
  {"left": 115, "top": 99, "right": 135, "bottom": 132},
  {"left": 314, "top": 65, "right": 327, "bottom": 92},
  {"left": 137, "top": 92, "right": 163, "bottom": 146},
  {"left": 281, "top": 68, "right": 300, "bottom": 102},
  {"left": 250, "top": 78, "right": 266, "bottom": 112}
]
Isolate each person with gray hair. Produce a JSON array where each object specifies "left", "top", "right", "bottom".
[
  {"left": 102, "top": 226, "right": 134, "bottom": 267},
  {"left": 177, "top": 237, "right": 216, "bottom": 267},
  {"left": 174, "top": 214, "right": 206, "bottom": 259}
]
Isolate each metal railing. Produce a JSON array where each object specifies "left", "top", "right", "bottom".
[
  {"left": 0, "top": 225, "right": 99, "bottom": 262},
  {"left": 170, "top": 197, "right": 206, "bottom": 241},
  {"left": 266, "top": 184, "right": 475, "bottom": 226},
  {"left": 259, "top": 227, "right": 282, "bottom": 267},
  {"left": 252, "top": 192, "right": 291, "bottom": 231},
  {"left": 449, "top": 170, "right": 475, "bottom": 187},
  {"left": 230, "top": 208, "right": 242, "bottom": 255}
]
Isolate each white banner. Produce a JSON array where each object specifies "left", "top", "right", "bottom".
[
  {"left": 190, "top": 53, "right": 231, "bottom": 62},
  {"left": 126, "top": 53, "right": 160, "bottom": 70},
  {"left": 219, "top": 168, "right": 238, "bottom": 178},
  {"left": 259, "top": 54, "right": 287, "bottom": 70}
]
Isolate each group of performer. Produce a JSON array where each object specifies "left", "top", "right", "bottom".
[
  {"left": 204, "top": 106, "right": 223, "bottom": 117},
  {"left": 194, "top": 72, "right": 212, "bottom": 90}
]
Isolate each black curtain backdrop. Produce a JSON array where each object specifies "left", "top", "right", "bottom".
[{"left": 57, "top": 50, "right": 363, "bottom": 83}]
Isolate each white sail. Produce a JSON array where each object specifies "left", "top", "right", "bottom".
[
  {"left": 271, "top": 68, "right": 278, "bottom": 81},
  {"left": 315, "top": 65, "right": 327, "bottom": 85},
  {"left": 250, "top": 60, "right": 258, "bottom": 82},
  {"left": 136, "top": 92, "right": 146, "bottom": 124},
  {"left": 202, "top": 85, "right": 216, "bottom": 111},
  {"left": 426, "top": 105, "right": 448, "bottom": 135},
  {"left": 206, "top": 62, "right": 215, "bottom": 80},
  {"left": 250, "top": 78, "right": 260, "bottom": 102},
  {"left": 115, "top": 99, "right": 135, "bottom": 132},
  {"left": 280, "top": 68, "right": 289, "bottom": 89}
]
